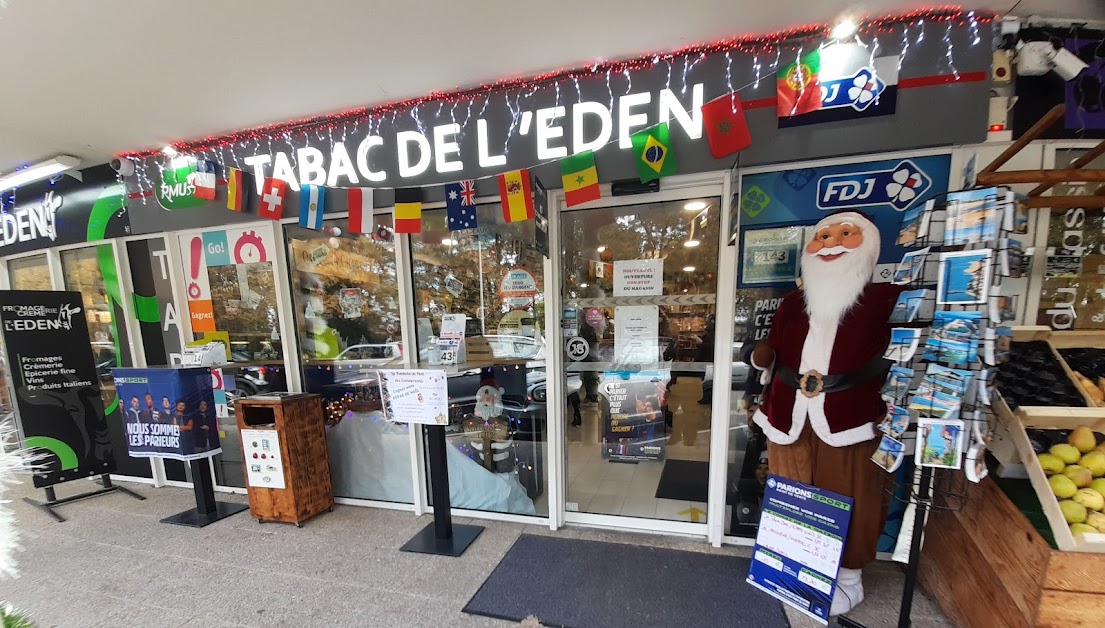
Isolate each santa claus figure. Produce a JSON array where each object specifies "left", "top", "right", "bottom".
[{"left": 750, "top": 210, "right": 902, "bottom": 616}]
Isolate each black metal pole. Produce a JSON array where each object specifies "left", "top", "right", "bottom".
[
  {"left": 190, "top": 458, "right": 218, "bottom": 515},
  {"left": 898, "top": 466, "right": 933, "bottom": 628},
  {"left": 426, "top": 424, "right": 453, "bottom": 540}
]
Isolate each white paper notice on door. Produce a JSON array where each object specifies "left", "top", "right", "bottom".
[
  {"left": 613, "top": 305, "right": 660, "bottom": 365},
  {"left": 614, "top": 259, "right": 663, "bottom": 296},
  {"left": 241, "top": 429, "right": 286, "bottom": 490}
]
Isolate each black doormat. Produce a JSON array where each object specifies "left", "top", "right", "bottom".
[
  {"left": 654, "top": 459, "right": 709, "bottom": 502},
  {"left": 463, "top": 535, "right": 787, "bottom": 628}
]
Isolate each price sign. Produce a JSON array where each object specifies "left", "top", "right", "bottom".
[{"left": 437, "top": 314, "right": 466, "bottom": 366}]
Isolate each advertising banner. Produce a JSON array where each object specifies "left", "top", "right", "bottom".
[
  {"left": 0, "top": 291, "right": 116, "bottom": 487},
  {"left": 378, "top": 369, "right": 448, "bottom": 425},
  {"left": 740, "top": 154, "right": 951, "bottom": 276},
  {"left": 112, "top": 367, "right": 221, "bottom": 461},
  {"left": 600, "top": 370, "right": 669, "bottom": 462},
  {"left": 747, "top": 475, "right": 854, "bottom": 624}
]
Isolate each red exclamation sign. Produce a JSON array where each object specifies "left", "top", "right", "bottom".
[{"left": 187, "top": 236, "right": 203, "bottom": 298}]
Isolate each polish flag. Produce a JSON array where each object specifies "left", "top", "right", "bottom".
[{"left": 347, "top": 188, "right": 373, "bottom": 234}]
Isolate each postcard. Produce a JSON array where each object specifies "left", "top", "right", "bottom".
[
  {"left": 878, "top": 405, "right": 911, "bottom": 440},
  {"left": 989, "top": 291, "right": 1017, "bottom": 324},
  {"left": 1001, "top": 190, "right": 1027, "bottom": 234},
  {"left": 922, "top": 336, "right": 979, "bottom": 366},
  {"left": 924, "top": 311, "right": 981, "bottom": 365},
  {"left": 965, "top": 440, "right": 989, "bottom": 482},
  {"left": 909, "top": 390, "right": 961, "bottom": 420},
  {"left": 893, "top": 247, "right": 931, "bottom": 285},
  {"left": 931, "top": 310, "right": 982, "bottom": 340},
  {"left": 971, "top": 408, "right": 990, "bottom": 443},
  {"left": 983, "top": 326, "right": 1012, "bottom": 366},
  {"left": 945, "top": 187, "right": 1000, "bottom": 246},
  {"left": 872, "top": 434, "right": 906, "bottom": 473},
  {"left": 938, "top": 249, "right": 993, "bottom": 305},
  {"left": 885, "top": 328, "right": 922, "bottom": 362},
  {"left": 916, "top": 417, "right": 966, "bottom": 469},
  {"left": 881, "top": 365, "right": 915, "bottom": 403},
  {"left": 999, "top": 238, "right": 1026, "bottom": 278},
  {"left": 917, "top": 364, "right": 973, "bottom": 398},
  {"left": 897, "top": 199, "right": 935, "bottom": 247},
  {"left": 976, "top": 368, "right": 995, "bottom": 407},
  {"left": 888, "top": 289, "right": 929, "bottom": 324},
  {"left": 1046, "top": 254, "right": 1082, "bottom": 279}
]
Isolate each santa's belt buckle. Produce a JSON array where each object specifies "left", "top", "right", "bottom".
[{"left": 799, "top": 370, "right": 825, "bottom": 398}]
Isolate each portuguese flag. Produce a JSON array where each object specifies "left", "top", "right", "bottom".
[
  {"left": 777, "top": 49, "right": 822, "bottom": 118},
  {"left": 631, "top": 123, "right": 677, "bottom": 183},
  {"left": 560, "top": 151, "right": 600, "bottom": 207}
]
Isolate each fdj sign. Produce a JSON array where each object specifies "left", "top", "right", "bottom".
[{"left": 817, "top": 159, "right": 932, "bottom": 212}]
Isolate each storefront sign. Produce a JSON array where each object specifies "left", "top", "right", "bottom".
[
  {"left": 778, "top": 43, "right": 899, "bottom": 128},
  {"left": 0, "top": 290, "right": 117, "bottom": 487},
  {"left": 601, "top": 370, "right": 668, "bottom": 462},
  {"left": 740, "top": 154, "right": 950, "bottom": 267},
  {"left": 378, "top": 369, "right": 448, "bottom": 425},
  {"left": 156, "top": 159, "right": 208, "bottom": 210},
  {"left": 0, "top": 165, "right": 129, "bottom": 256},
  {"left": 242, "top": 428, "right": 286, "bottom": 489},
  {"left": 614, "top": 259, "right": 664, "bottom": 296},
  {"left": 747, "top": 475, "right": 854, "bottom": 623},
  {"left": 113, "top": 367, "right": 222, "bottom": 461}
]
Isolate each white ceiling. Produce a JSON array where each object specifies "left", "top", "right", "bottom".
[{"left": 0, "top": 0, "right": 1100, "bottom": 173}]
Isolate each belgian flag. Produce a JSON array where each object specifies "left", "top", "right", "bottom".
[{"left": 393, "top": 188, "right": 423, "bottom": 233}]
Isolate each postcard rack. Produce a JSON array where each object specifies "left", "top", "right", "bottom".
[{"left": 841, "top": 190, "right": 1017, "bottom": 628}]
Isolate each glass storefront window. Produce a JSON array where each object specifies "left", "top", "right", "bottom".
[
  {"left": 285, "top": 218, "right": 412, "bottom": 504},
  {"left": 560, "top": 197, "right": 719, "bottom": 522},
  {"left": 411, "top": 205, "right": 548, "bottom": 517},
  {"left": 8, "top": 254, "right": 50, "bottom": 290}
]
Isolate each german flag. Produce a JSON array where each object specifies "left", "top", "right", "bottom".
[
  {"left": 393, "top": 188, "right": 422, "bottom": 233},
  {"left": 560, "top": 151, "right": 600, "bottom": 208},
  {"left": 226, "top": 168, "right": 249, "bottom": 211},
  {"left": 498, "top": 169, "right": 534, "bottom": 223}
]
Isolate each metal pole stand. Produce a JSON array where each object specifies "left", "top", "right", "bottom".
[
  {"left": 160, "top": 456, "right": 249, "bottom": 527},
  {"left": 22, "top": 474, "right": 146, "bottom": 523},
  {"left": 400, "top": 424, "right": 484, "bottom": 556}
]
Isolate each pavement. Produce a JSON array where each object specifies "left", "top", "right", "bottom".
[{"left": 0, "top": 478, "right": 953, "bottom": 627}]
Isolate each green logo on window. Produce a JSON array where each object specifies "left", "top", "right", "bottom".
[
  {"left": 155, "top": 161, "right": 207, "bottom": 210},
  {"left": 741, "top": 185, "right": 770, "bottom": 218}
]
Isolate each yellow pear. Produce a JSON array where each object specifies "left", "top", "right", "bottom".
[
  {"left": 1065, "top": 465, "right": 1094, "bottom": 488},
  {"left": 1074, "top": 488, "right": 1105, "bottom": 511},
  {"left": 1081, "top": 451, "right": 1105, "bottom": 477},
  {"left": 1092, "top": 479, "right": 1105, "bottom": 496},
  {"left": 1069, "top": 426, "right": 1098, "bottom": 454},
  {"left": 1051, "top": 443, "right": 1082, "bottom": 465},
  {"left": 1038, "top": 453, "right": 1066, "bottom": 475},
  {"left": 1087, "top": 511, "right": 1105, "bottom": 533},
  {"left": 1050, "top": 474, "right": 1079, "bottom": 499},
  {"left": 1061, "top": 500, "right": 1088, "bottom": 524},
  {"left": 1071, "top": 523, "right": 1098, "bottom": 536}
]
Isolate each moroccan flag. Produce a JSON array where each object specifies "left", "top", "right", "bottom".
[
  {"left": 226, "top": 168, "right": 250, "bottom": 211},
  {"left": 560, "top": 151, "right": 600, "bottom": 207},
  {"left": 393, "top": 187, "right": 423, "bottom": 233},
  {"left": 299, "top": 184, "right": 326, "bottom": 230},
  {"left": 193, "top": 160, "right": 217, "bottom": 200},
  {"left": 347, "top": 187, "right": 373, "bottom": 234},
  {"left": 631, "top": 123, "right": 677, "bottom": 183},
  {"left": 498, "top": 169, "right": 534, "bottom": 223},
  {"left": 445, "top": 180, "right": 478, "bottom": 230},
  {"left": 258, "top": 178, "right": 288, "bottom": 220},
  {"left": 777, "top": 49, "right": 822, "bottom": 118},
  {"left": 702, "top": 93, "right": 752, "bottom": 158}
]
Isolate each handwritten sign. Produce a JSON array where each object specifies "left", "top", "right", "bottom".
[
  {"left": 747, "top": 475, "right": 853, "bottom": 624},
  {"left": 614, "top": 259, "right": 663, "bottom": 296},
  {"left": 377, "top": 369, "right": 449, "bottom": 425}
]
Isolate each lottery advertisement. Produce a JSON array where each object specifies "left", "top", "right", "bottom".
[
  {"left": 113, "top": 366, "right": 221, "bottom": 461},
  {"left": 600, "top": 370, "right": 669, "bottom": 462},
  {"left": 747, "top": 475, "right": 854, "bottom": 624},
  {"left": 178, "top": 226, "right": 275, "bottom": 334}
]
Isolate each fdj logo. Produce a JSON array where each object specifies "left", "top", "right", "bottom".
[{"left": 816, "top": 160, "right": 931, "bottom": 212}]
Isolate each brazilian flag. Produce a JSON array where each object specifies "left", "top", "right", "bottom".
[{"left": 631, "top": 123, "right": 677, "bottom": 183}]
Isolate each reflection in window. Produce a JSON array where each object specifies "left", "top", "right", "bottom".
[
  {"left": 8, "top": 254, "right": 50, "bottom": 290},
  {"left": 61, "top": 247, "right": 130, "bottom": 406}
]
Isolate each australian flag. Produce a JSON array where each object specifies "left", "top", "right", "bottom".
[{"left": 445, "top": 180, "right": 478, "bottom": 230}]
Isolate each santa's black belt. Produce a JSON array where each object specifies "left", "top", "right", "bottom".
[{"left": 775, "top": 357, "right": 892, "bottom": 398}]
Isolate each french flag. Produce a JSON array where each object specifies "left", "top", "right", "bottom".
[
  {"left": 193, "top": 160, "right": 217, "bottom": 200},
  {"left": 347, "top": 187, "right": 373, "bottom": 234},
  {"left": 299, "top": 185, "right": 326, "bottom": 230}
]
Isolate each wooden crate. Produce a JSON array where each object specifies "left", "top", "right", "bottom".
[
  {"left": 1010, "top": 326, "right": 1105, "bottom": 414},
  {"left": 236, "top": 394, "right": 333, "bottom": 526}
]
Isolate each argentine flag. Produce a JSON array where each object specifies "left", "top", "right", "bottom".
[{"left": 299, "top": 185, "right": 326, "bottom": 230}]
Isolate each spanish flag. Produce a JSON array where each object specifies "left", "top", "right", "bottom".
[
  {"left": 393, "top": 187, "right": 422, "bottom": 233},
  {"left": 226, "top": 168, "right": 248, "bottom": 211},
  {"left": 560, "top": 151, "right": 600, "bottom": 208},
  {"left": 498, "top": 169, "right": 534, "bottom": 223}
]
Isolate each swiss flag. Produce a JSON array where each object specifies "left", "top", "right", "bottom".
[
  {"left": 701, "top": 93, "right": 752, "bottom": 159},
  {"left": 258, "top": 178, "right": 288, "bottom": 220}
]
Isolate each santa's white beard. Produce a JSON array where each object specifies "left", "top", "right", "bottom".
[{"left": 800, "top": 239, "right": 879, "bottom": 325}]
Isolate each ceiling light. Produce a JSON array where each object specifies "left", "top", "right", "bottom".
[
  {"left": 162, "top": 145, "right": 179, "bottom": 157},
  {"left": 683, "top": 266, "right": 696, "bottom": 272},
  {"left": 580, "top": 283, "right": 589, "bottom": 288},
  {"left": 0, "top": 155, "right": 81, "bottom": 193},
  {"left": 684, "top": 201, "right": 707, "bottom": 211},
  {"left": 441, "top": 238, "right": 458, "bottom": 246},
  {"left": 684, "top": 239, "right": 700, "bottom": 248},
  {"left": 831, "top": 18, "right": 858, "bottom": 40},
  {"left": 597, "top": 245, "right": 606, "bottom": 253}
]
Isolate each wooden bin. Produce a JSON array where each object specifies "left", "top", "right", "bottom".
[
  {"left": 1011, "top": 326, "right": 1105, "bottom": 415},
  {"left": 235, "top": 394, "right": 333, "bottom": 526}
]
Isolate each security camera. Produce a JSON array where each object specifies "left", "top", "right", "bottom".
[
  {"left": 1051, "top": 48, "right": 1089, "bottom": 82},
  {"left": 1016, "top": 40, "right": 1088, "bottom": 82},
  {"left": 110, "top": 157, "right": 135, "bottom": 176}
]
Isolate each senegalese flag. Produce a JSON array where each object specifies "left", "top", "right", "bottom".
[
  {"left": 498, "top": 169, "right": 534, "bottom": 223},
  {"left": 560, "top": 151, "right": 600, "bottom": 207},
  {"left": 631, "top": 123, "right": 677, "bottom": 183},
  {"left": 393, "top": 187, "right": 423, "bottom": 233},
  {"left": 226, "top": 168, "right": 249, "bottom": 211},
  {"left": 777, "top": 48, "right": 822, "bottom": 118}
]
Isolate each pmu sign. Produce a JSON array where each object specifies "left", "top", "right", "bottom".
[{"left": 817, "top": 159, "right": 932, "bottom": 212}]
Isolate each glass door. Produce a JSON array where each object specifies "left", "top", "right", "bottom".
[{"left": 559, "top": 193, "right": 721, "bottom": 526}]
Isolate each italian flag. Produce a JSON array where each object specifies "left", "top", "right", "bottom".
[{"left": 777, "top": 49, "right": 822, "bottom": 118}]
